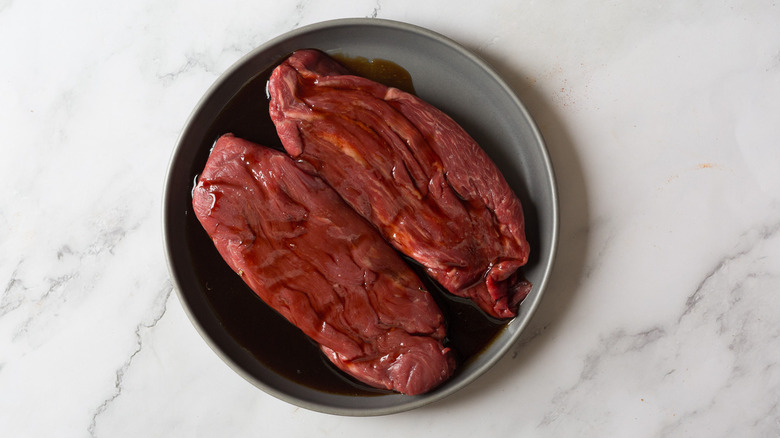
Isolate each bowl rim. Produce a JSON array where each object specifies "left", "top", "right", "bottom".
[{"left": 163, "top": 17, "right": 559, "bottom": 416}]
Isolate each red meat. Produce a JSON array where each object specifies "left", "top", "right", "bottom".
[
  {"left": 192, "top": 134, "right": 455, "bottom": 395},
  {"left": 268, "top": 50, "right": 531, "bottom": 319}
]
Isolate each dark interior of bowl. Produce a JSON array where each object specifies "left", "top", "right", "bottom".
[{"left": 164, "top": 18, "right": 557, "bottom": 416}]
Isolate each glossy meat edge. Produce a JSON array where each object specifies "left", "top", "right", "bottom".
[
  {"left": 192, "top": 133, "right": 455, "bottom": 395},
  {"left": 268, "top": 49, "right": 531, "bottom": 319}
]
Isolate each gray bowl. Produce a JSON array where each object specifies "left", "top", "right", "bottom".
[{"left": 163, "top": 18, "right": 558, "bottom": 416}]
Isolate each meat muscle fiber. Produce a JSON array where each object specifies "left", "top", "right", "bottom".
[
  {"left": 192, "top": 134, "right": 455, "bottom": 395},
  {"left": 268, "top": 50, "right": 531, "bottom": 319}
]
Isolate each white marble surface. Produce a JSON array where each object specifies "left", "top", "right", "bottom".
[{"left": 2, "top": 1, "right": 779, "bottom": 436}]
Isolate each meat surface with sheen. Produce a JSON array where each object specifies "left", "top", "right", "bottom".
[
  {"left": 268, "top": 49, "right": 532, "bottom": 319},
  {"left": 192, "top": 134, "right": 455, "bottom": 395}
]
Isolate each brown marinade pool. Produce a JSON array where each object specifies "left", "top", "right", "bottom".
[{"left": 186, "top": 52, "right": 507, "bottom": 396}]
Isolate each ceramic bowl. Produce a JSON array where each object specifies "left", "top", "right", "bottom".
[{"left": 163, "top": 18, "right": 558, "bottom": 416}]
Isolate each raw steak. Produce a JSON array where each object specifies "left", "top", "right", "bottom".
[
  {"left": 268, "top": 49, "right": 531, "bottom": 319},
  {"left": 192, "top": 134, "right": 455, "bottom": 395}
]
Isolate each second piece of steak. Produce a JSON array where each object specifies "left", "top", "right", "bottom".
[
  {"left": 268, "top": 50, "right": 531, "bottom": 319},
  {"left": 192, "top": 134, "right": 455, "bottom": 395}
]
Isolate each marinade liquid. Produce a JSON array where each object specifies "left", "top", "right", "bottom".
[{"left": 185, "top": 52, "right": 507, "bottom": 396}]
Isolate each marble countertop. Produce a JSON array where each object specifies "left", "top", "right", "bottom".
[{"left": 2, "top": 1, "right": 779, "bottom": 436}]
